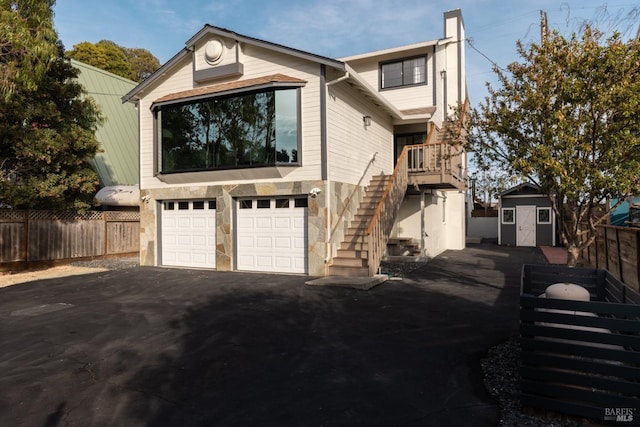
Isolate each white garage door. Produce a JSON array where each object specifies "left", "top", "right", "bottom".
[
  {"left": 160, "top": 200, "right": 216, "bottom": 268},
  {"left": 236, "top": 197, "right": 307, "bottom": 274}
]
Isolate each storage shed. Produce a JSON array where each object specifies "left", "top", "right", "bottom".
[{"left": 498, "top": 183, "right": 555, "bottom": 247}]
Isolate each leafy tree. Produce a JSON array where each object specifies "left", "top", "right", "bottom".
[
  {"left": 0, "top": 0, "right": 58, "bottom": 100},
  {"left": 67, "top": 40, "right": 135, "bottom": 81},
  {"left": 0, "top": 40, "right": 103, "bottom": 210},
  {"left": 123, "top": 47, "right": 160, "bottom": 82},
  {"left": 67, "top": 40, "right": 160, "bottom": 82},
  {"left": 456, "top": 26, "right": 640, "bottom": 266}
]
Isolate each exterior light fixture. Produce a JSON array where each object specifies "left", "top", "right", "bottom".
[{"left": 363, "top": 115, "right": 372, "bottom": 126}]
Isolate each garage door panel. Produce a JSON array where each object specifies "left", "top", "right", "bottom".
[
  {"left": 192, "top": 217, "right": 206, "bottom": 228},
  {"left": 237, "top": 217, "right": 254, "bottom": 228},
  {"left": 293, "top": 237, "right": 305, "bottom": 249},
  {"left": 257, "top": 256, "right": 273, "bottom": 268},
  {"left": 275, "top": 237, "right": 292, "bottom": 249},
  {"left": 192, "top": 235, "right": 206, "bottom": 245},
  {"left": 256, "top": 237, "right": 273, "bottom": 248},
  {"left": 236, "top": 198, "right": 307, "bottom": 274},
  {"left": 274, "top": 217, "right": 291, "bottom": 229},
  {"left": 176, "top": 235, "right": 191, "bottom": 245},
  {"left": 238, "top": 236, "right": 254, "bottom": 248},
  {"left": 275, "top": 257, "right": 292, "bottom": 268},
  {"left": 256, "top": 217, "right": 272, "bottom": 228}
]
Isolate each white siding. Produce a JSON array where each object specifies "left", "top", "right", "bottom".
[
  {"left": 137, "top": 39, "right": 326, "bottom": 191},
  {"left": 326, "top": 81, "right": 394, "bottom": 185},
  {"left": 381, "top": 84, "right": 433, "bottom": 112},
  {"left": 345, "top": 54, "right": 435, "bottom": 112}
]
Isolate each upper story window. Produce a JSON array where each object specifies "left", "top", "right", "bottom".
[
  {"left": 380, "top": 56, "right": 427, "bottom": 89},
  {"left": 157, "top": 88, "right": 299, "bottom": 174}
]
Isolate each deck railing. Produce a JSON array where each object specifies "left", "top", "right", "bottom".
[
  {"left": 406, "top": 143, "right": 466, "bottom": 184},
  {"left": 365, "top": 146, "right": 408, "bottom": 276}
]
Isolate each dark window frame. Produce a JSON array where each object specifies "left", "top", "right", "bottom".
[
  {"left": 154, "top": 86, "right": 302, "bottom": 175},
  {"left": 380, "top": 55, "right": 428, "bottom": 90}
]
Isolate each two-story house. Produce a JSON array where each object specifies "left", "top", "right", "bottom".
[{"left": 123, "top": 9, "right": 467, "bottom": 277}]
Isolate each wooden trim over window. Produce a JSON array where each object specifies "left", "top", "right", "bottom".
[{"left": 152, "top": 73, "right": 307, "bottom": 109}]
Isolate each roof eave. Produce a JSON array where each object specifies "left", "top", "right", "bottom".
[
  {"left": 339, "top": 39, "right": 439, "bottom": 62},
  {"left": 123, "top": 25, "right": 347, "bottom": 104},
  {"left": 122, "top": 47, "right": 191, "bottom": 104},
  {"left": 188, "top": 25, "right": 347, "bottom": 71},
  {"left": 343, "top": 64, "right": 403, "bottom": 120}
]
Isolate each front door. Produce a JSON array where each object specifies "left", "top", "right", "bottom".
[
  {"left": 516, "top": 205, "right": 536, "bottom": 247},
  {"left": 394, "top": 133, "right": 426, "bottom": 163}
]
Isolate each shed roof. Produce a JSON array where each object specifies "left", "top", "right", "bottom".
[{"left": 499, "top": 182, "right": 543, "bottom": 198}]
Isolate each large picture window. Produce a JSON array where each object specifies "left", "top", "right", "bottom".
[
  {"left": 158, "top": 88, "right": 299, "bottom": 173},
  {"left": 381, "top": 56, "right": 426, "bottom": 89}
]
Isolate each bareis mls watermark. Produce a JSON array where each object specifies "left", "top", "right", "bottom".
[{"left": 604, "top": 407, "right": 635, "bottom": 422}]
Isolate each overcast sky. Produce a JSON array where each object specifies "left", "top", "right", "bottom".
[{"left": 53, "top": 0, "right": 640, "bottom": 106}]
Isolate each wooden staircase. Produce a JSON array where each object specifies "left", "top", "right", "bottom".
[
  {"left": 387, "top": 238, "right": 422, "bottom": 256},
  {"left": 329, "top": 175, "right": 390, "bottom": 277}
]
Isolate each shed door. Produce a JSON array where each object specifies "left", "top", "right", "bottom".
[
  {"left": 516, "top": 205, "right": 536, "bottom": 247},
  {"left": 236, "top": 197, "right": 307, "bottom": 274},
  {"left": 160, "top": 200, "right": 216, "bottom": 268}
]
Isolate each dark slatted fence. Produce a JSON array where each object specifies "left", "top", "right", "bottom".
[{"left": 520, "top": 264, "right": 640, "bottom": 422}]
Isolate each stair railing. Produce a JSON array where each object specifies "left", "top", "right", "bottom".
[
  {"left": 365, "top": 147, "right": 408, "bottom": 276},
  {"left": 328, "top": 152, "right": 378, "bottom": 257}
]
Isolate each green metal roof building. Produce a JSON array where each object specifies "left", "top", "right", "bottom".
[{"left": 72, "top": 59, "right": 138, "bottom": 186}]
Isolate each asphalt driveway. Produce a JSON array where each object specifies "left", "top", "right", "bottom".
[{"left": 0, "top": 243, "right": 546, "bottom": 427}]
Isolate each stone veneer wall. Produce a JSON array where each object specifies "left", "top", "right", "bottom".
[{"left": 139, "top": 179, "right": 366, "bottom": 276}]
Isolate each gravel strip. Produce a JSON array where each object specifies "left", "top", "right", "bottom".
[
  {"left": 480, "top": 336, "right": 603, "bottom": 426},
  {"left": 70, "top": 255, "right": 139, "bottom": 270}
]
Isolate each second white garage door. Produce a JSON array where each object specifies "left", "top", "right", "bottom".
[{"left": 236, "top": 197, "right": 307, "bottom": 274}]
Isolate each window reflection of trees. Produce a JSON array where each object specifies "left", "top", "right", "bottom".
[{"left": 160, "top": 89, "right": 297, "bottom": 173}]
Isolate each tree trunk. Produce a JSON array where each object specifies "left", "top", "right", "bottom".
[{"left": 566, "top": 245, "right": 580, "bottom": 267}]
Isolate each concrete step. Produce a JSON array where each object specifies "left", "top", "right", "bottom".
[
  {"left": 328, "top": 265, "right": 370, "bottom": 277},
  {"left": 387, "top": 238, "right": 422, "bottom": 256},
  {"left": 331, "top": 257, "right": 367, "bottom": 268}
]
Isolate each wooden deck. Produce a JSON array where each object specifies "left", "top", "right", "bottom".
[{"left": 405, "top": 143, "right": 466, "bottom": 190}]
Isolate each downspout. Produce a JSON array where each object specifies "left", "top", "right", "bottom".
[
  {"left": 320, "top": 65, "right": 331, "bottom": 272},
  {"left": 421, "top": 190, "right": 426, "bottom": 256},
  {"left": 323, "top": 68, "right": 350, "bottom": 270}
]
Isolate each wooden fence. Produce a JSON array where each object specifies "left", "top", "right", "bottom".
[
  {"left": 580, "top": 225, "right": 640, "bottom": 292},
  {"left": 520, "top": 264, "right": 640, "bottom": 422},
  {"left": 0, "top": 209, "right": 139, "bottom": 270}
]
